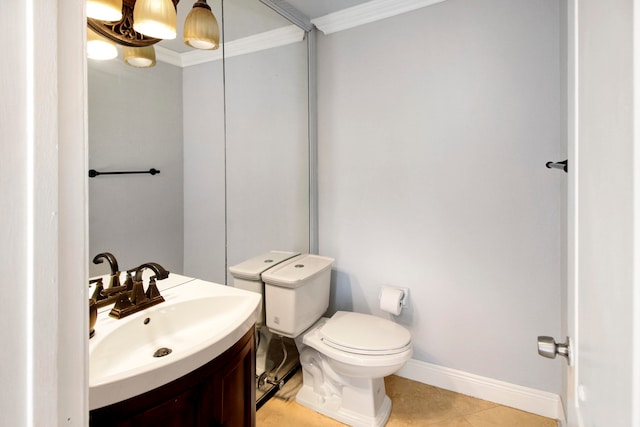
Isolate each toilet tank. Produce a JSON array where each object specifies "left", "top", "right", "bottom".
[
  {"left": 228, "top": 250, "right": 299, "bottom": 323},
  {"left": 262, "top": 254, "right": 334, "bottom": 338}
]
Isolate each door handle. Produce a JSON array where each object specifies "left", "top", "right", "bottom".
[{"left": 537, "top": 336, "right": 571, "bottom": 363}]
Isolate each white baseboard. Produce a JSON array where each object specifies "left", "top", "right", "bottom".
[{"left": 396, "top": 359, "right": 564, "bottom": 421}]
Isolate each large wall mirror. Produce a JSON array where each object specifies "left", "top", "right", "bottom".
[{"left": 88, "top": 0, "right": 310, "bottom": 283}]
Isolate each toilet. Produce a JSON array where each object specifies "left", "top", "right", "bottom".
[
  {"left": 261, "top": 254, "right": 413, "bottom": 427},
  {"left": 229, "top": 250, "right": 300, "bottom": 376}
]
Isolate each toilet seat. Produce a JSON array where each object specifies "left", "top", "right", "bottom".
[
  {"left": 320, "top": 311, "right": 412, "bottom": 355},
  {"left": 300, "top": 317, "right": 413, "bottom": 372}
]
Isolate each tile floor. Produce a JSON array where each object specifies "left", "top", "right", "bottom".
[{"left": 257, "top": 373, "right": 558, "bottom": 427}]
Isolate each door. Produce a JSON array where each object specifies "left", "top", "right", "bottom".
[{"left": 565, "top": 0, "right": 639, "bottom": 425}]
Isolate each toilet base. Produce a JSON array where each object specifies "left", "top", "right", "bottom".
[
  {"left": 293, "top": 317, "right": 410, "bottom": 427},
  {"left": 296, "top": 384, "right": 392, "bottom": 427}
]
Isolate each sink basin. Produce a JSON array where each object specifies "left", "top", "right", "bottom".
[{"left": 89, "top": 279, "right": 261, "bottom": 410}]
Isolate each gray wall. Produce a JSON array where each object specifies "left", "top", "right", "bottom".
[
  {"left": 317, "top": 0, "right": 563, "bottom": 393},
  {"left": 90, "top": 40, "right": 309, "bottom": 284},
  {"left": 87, "top": 0, "right": 563, "bottom": 395},
  {"left": 182, "top": 41, "right": 310, "bottom": 284},
  {"left": 225, "top": 41, "right": 310, "bottom": 283},
  {"left": 88, "top": 60, "right": 184, "bottom": 276},
  {"left": 182, "top": 60, "right": 226, "bottom": 282}
]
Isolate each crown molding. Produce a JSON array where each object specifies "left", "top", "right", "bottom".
[
  {"left": 155, "top": 0, "right": 446, "bottom": 67},
  {"left": 311, "top": 0, "right": 447, "bottom": 35},
  {"left": 155, "top": 25, "right": 305, "bottom": 68},
  {"left": 155, "top": 45, "right": 185, "bottom": 67},
  {"left": 220, "top": 24, "right": 305, "bottom": 61},
  {"left": 174, "top": 44, "right": 222, "bottom": 68}
]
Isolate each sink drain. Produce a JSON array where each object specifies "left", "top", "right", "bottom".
[{"left": 153, "top": 347, "right": 172, "bottom": 358}]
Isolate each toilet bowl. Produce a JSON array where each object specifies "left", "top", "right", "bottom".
[
  {"left": 262, "top": 254, "right": 413, "bottom": 427},
  {"left": 295, "top": 313, "right": 412, "bottom": 427},
  {"left": 302, "top": 312, "right": 413, "bottom": 378}
]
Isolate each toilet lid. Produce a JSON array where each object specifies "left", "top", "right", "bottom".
[
  {"left": 228, "top": 251, "right": 299, "bottom": 280},
  {"left": 320, "top": 311, "right": 411, "bottom": 355}
]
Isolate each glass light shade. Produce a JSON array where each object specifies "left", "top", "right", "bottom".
[
  {"left": 183, "top": 1, "right": 220, "bottom": 50},
  {"left": 133, "top": 0, "right": 177, "bottom": 40},
  {"left": 87, "top": 0, "right": 123, "bottom": 22},
  {"left": 123, "top": 46, "right": 157, "bottom": 68},
  {"left": 87, "top": 28, "right": 118, "bottom": 60}
]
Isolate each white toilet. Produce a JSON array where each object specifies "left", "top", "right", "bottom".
[
  {"left": 229, "top": 250, "right": 300, "bottom": 376},
  {"left": 262, "top": 254, "right": 413, "bottom": 427}
]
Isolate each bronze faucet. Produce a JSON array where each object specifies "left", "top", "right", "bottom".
[{"left": 108, "top": 262, "right": 170, "bottom": 319}]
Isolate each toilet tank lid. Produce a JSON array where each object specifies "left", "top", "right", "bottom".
[
  {"left": 320, "top": 311, "right": 411, "bottom": 353},
  {"left": 228, "top": 251, "right": 300, "bottom": 281},
  {"left": 262, "top": 254, "right": 334, "bottom": 288}
]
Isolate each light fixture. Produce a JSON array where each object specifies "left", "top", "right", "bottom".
[
  {"left": 133, "top": 0, "right": 177, "bottom": 40},
  {"left": 184, "top": 0, "right": 219, "bottom": 50},
  {"left": 87, "top": 0, "right": 220, "bottom": 67},
  {"left": 123, "top": 46, "right": 157, "bottom": 68},
  {"left": 87, "top": 27, "right": 118, "bottom": 60}
]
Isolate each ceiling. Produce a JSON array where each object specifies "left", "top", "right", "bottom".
[
  {"left": 284, "top": 0, "right": 372, "bottom": 19},
  {"left": 159, "top": 0, "right": 372, "bottom": 53}
]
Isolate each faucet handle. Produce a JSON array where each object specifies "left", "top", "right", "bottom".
[
  {"left": 145, "top": 277, "right": 163, "bottom": 300},
  {"left": 90, "top": 278, "right": 105, "bottom": 302},
  {"left": 130, "top": 279, "right": 147, "bottom": 305},
  {"left": 122, "top": 272, "right": 134, "bottom": 291},
  {"left": 108, "top": 271, "right": 121, "bottom": 289}
]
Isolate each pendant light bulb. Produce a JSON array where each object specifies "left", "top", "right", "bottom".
[
  {"left": 184, "top": 0, "right": 220, "bottom": 50},
  {"left": 123, "top": 46, "right": 157, "bottom": 68},
  {"left": 87, "top": 0, "right": 123, "bottom": 22},
  {"left": 87, "top": 27, "right": 118, "bottom": 60},
  {"left": 133, "top": 0, "right": 177, "bottom": 40}
]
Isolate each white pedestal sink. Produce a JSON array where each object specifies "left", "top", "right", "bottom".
[{"left": 89, "top": 276, "right": 261, "bottom": 410}]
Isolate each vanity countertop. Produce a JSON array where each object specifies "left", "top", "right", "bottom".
[{"left": 89, "top": 275, "right": 260, "bottom": 410}]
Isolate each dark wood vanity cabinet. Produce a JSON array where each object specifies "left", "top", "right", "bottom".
[{"left": 90, "top": 326, "right": 256, "bottom": 427}]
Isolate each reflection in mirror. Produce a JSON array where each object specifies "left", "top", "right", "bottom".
[
  {"left": 88, "top": 1, "right": 224, "bottom": 279},
  {"left": 222, "top": 0, "right": 310, "bottom": 285},
  {"left": 88, "top": 54, "right": 189, "bottom": 277},
  {"left": 219, "top": 0, "right": 311, "bottom": 407},
  {"left": 89, "top": 0, "right": 310, "bottom": 286}
]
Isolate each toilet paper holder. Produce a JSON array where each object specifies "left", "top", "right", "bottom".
[{"left": 378, "top": 286, "right": 409, "bottom": 308}]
